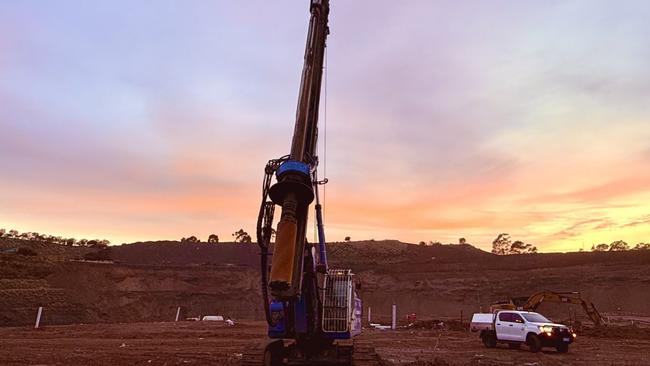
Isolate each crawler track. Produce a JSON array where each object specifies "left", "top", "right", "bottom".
[
  {"left": 242, "top": 340, "right": 284, "bottom": 366},
  {"left": 352, "top": 339, "right": 381, "bottom": 366},
  {"left": 241, "top": 341, "right": 267, "bottom": 366}
]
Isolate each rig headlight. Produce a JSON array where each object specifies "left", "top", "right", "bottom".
[{"left": 270, "top": 310, "right": 284, "bottom": 326}]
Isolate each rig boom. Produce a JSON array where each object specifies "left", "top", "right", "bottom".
[
  {"left": 244, "top": 1, "right": 379, "bottom": 365},
  {"left": 268, "top": 0, "right": 330, "bottom": 299}
]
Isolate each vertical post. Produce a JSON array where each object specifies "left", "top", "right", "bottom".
[
  {"left": 175, "top": 307, "right": 181, "bottom": 322},
  {"left": 391, "top": 304, "right": 397, "bottom": 330},
  {"left": 34, "top": 306, "right": 43, "bottom": 329},
  {"left": 460, "top": 310, "right": 464, "bottom": 329},
  {"left": 367, "top": 306, "right": 372, "bottom": 323}
]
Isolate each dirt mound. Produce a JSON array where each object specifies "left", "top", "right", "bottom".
[
  {"left": 107, "top": 240, "right": 491, "bottom": 269},
  {"left": 328, "top": 241, "right": 490, "bottom": 270},
  {"left": 110, "top": 241, "right": 259, "bottom": 267},
  {"left": 0, "top": 239, "right": 264, "bottom": 326},
  {"left": 2, "top": 238, "right": 650, "bottom": 327},
  {"left": 0, "top": 238, "right": 92, "bottom": 262}
]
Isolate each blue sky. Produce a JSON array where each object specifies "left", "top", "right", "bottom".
[{"left": 1, "top": 1, "right": 649, "bottom": 251}]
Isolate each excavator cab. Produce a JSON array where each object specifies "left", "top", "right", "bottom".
[{"left": 489, "top": 300, "right": 516, "bottom": 313}]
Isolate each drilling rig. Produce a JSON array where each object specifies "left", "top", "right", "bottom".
[{"left": 242, "top": 1, "right": 378, "bottom": 365}]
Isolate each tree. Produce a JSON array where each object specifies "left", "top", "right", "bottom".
[
  {"left": 0, "top": 229, "right": 5, "bottom": 237},
  {"left": 8, "top": 230, "right": 19, "bottom": 238},
  {"left": 510, "top": 240, "right": 537, "bottom": 254},
  {"left": 66, "top": 238, "right": 76, "bottom": 247},
  {"left": 492, "top": 233, "right": 511, "bottom": 255},
  {"left": 208, "top": 234, "right": 219, "bottom": 243},
  {"left": 491, "top": 234, "right": 536, "bottom": 255},
  {"left": 418, "top": 241, "right": 426, "bottom": 246},
  {"left": 95, "top": 240, "right": 110, "bottom": 249},
  {"left": 344, "top": 236, "right": 351, "bottom": 242},
  {"left": 182, "top": 236, "right": 200, "bottom": 243},
  {"left": 232, "top": 229, "right": 252, "bottom": 244},
  {"left": 591, "top": 243, "right": 609, "bottom": 252},
  {"left": 634, "top": 242, "right": 650, "bottom": 250},
  {"left": 608, "top": 240, "right": 629, "bottom": 251},
  {"left": 458, "top": 238, "right": 466, "bottom": 245}
]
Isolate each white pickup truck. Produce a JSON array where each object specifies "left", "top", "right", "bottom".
[{"left": 470, "top": 310, "right": 576, "bottom": 353}]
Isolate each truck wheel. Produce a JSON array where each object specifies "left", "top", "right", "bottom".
[
  {"left": 482, "top": 332, "right": 497, "bottom": 348},
  {"left": 556, "top": 343, "right": 569, "bottom": 353},
  {"left": 526, "top": 334, "right": 542, "bottom": 353},
  {"left": 508, "top": 343, "right": 521, "bottom": 349}
]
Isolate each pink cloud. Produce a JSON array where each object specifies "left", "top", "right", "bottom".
[
  {"left": 621, "top": 215, "right": 650, "bottom": 228},
  {"left": 523, "top": 175, "right": 650, "bottom": 205}
]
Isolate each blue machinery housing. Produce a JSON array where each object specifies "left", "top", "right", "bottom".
[
  {"left": 268, "top": 272, "right": 362, "bottom": 340},
  {"left": 276, "top": 160, "right": 311, "bottom": 178}
]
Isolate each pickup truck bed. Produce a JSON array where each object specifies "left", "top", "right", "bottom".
[{"left": 470, "top": 313, "right": 494, "bottom": 332}]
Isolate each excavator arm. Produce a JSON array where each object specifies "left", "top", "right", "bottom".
[
  {"left": 491, "top": 291, "right": 604, "bottom": 327},
  {"left": 520, "top": 291, "right": 604, "bottom": 327}
]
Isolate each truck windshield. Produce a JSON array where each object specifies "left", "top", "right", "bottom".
[{"left": 522, "top": 313, "right": 551, "bottom": 323}]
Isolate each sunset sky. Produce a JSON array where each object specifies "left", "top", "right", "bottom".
[{"left": 1, "top": 1, "right": 649, "bottom": 252}]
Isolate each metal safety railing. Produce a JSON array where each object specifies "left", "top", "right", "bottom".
[{"left": 322, "top": 269, "right": 352, "bottom": 332}]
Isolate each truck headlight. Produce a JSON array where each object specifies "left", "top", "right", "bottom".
[{"left": 539, "top": 326, "right": 554, "bottom": 333}]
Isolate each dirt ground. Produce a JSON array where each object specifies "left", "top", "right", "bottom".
[{"left": 1, "top": 321, "right": 648, "bottom": 366}]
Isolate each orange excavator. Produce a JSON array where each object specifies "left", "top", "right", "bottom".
[{"left": 490, "top": 290, "right": 604, "bottom": 327}]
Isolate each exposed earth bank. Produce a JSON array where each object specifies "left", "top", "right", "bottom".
[{"left": 1, "top": 239, "right": 649, "bottom": 326}]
